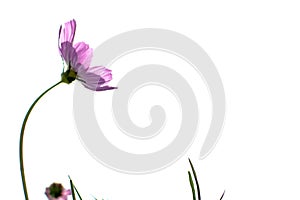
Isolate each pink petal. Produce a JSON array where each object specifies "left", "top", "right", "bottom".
[
  {"left": 94, "top": 85, "right": 118, "bottom": 91},
  {"left": 60, "top": 42, "right": 78, "bottom": 70},
  {"left": 62, "top": 189, "right": 71, "bottom": 196},
  {"left": 73, "top": 42, "right": 93, "bottom": 71},
  {"left": 77, "top": 66, "right": 117, "bottom": 91},
  {"left": 59, "top": 19, "right": 76, "bottom": 45},
  {"left": 86, "top": 66, "right": 113, "bottom": 82},
  {"left": 45, "top": 187, "right": 51, "bottom": 199}
]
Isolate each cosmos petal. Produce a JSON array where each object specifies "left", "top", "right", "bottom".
[
  {"left": 73, "top": 42, "right": 93, "bottom": 71},
  {"left": 86, "top": 66, "right": 113, "bottom": 82},
  {"left": 77, "top": 65, "right": 116, "bottom": 91},
  {"left": 61, "top": 189, "right": 71, "bottom": 196},
  {"left": 59, "top": 19, "right": 76, "bottom": 46},
  {"left": 60, "top": 42, "right": 78, "bottom": 70},
  {"left": 94, "top": 85, "right": 118, "bottom": 91}
]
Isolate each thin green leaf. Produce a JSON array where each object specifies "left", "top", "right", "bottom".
[
  {"left": 189, "top": 158, "right": 201, "bottom": 200},
  {"left": 188, "top": 171, "right": 196, "bottom": 200}
]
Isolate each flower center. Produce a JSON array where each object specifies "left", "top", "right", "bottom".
[
  {"left": 61, "top": 69, "right": 77, "bottom": 84},
  {"left": 49, "top": 183, "right": 63, "bottom": 198}
]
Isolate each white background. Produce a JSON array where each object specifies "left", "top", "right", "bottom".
[{"left": 1, "top": 0, "right": 300, "bottom": 200}]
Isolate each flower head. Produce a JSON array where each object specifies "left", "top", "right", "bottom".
[
  {"left": 45, "top": 183, "right": 71, "bottom": 200},
  {"left": 59, "top": 19, "right": 117, "bottom": 91}
]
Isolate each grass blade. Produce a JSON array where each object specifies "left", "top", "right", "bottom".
[
  {"left": 68, "top": 175, "right": 83, "bottom": 200},
  {"left": 188, "top": 158, "right": 201, "bottom": 200},
  {"left": 69, "top": 178, "right": 76, "bottom": 200},
  {"left": 74, "top": 184, "right": 83, "bottom": 200},
  {"left": 188, "top": 171, "right": 196, "bottom": 200}
]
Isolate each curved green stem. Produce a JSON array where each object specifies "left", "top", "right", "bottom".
[{"left": 19, "top": 81, "right": 63, "bottom": 200}]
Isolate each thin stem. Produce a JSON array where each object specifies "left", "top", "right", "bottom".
[
  {"left": 68, "top": 176, "right": 83, "bottom": 200},
  {"left": 19, "top": 81, "right": 63, "bottom": 200}
]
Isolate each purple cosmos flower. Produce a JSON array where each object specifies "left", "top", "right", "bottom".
[
  {"left": 59, "top": 19, "right": 117, "bottom": 91},
  {"left": 45, "top": 183, "right": 71, "bottom": 200}
]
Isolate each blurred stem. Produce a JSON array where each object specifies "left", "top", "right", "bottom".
[
  {"left": 220, "top": 190, "right": 225, "bottom": 200},
  {"left": 19, "top": 81, "right": 62, "bottom": 200}
]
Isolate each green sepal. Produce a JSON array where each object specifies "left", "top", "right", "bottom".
[{"left": 61, "top": 69, "right": 77, "bottom": 84}]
